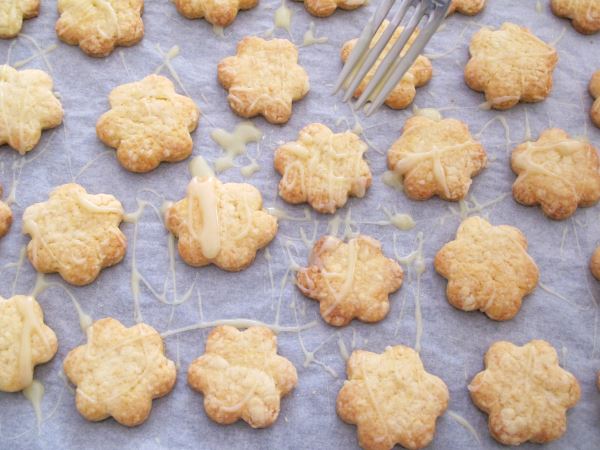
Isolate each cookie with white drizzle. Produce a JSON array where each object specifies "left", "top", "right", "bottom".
[
  {"left": 0, "top": 0, "right": 39, "bottom": 38},
  {"left": 591, "top": 246, "right": 600, "bottom": 280},
  {"left": 590, "top": 70, "right": 600, "bottom": 128},
  {"left": 551, "top": 0, "right": 600, "bottom": 34},
  {"left": 174, "top": 0, "right": 258, "bottom": 27},
  {"left": 300, "top": 0, "right": 367, "bottom": 17},
  {"left": 448, "top": 0, "right": 485, "bottom": 15}
]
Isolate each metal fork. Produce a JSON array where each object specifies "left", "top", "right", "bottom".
[{"left": 333, "top": 0, "right": 451, "bottom": 116}]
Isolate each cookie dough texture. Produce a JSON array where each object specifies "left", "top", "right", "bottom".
[
  {"left": 0, "top": 186, "right": 12, "bottom": 238},
  {"left": 0, "top": 65, "right": 63, "bottom": 154},
  {"left": 435, "top": 216, "right": 539, "bottom": 321},
  {"left": 337, "top": 346, "right": 449, "bottom": 450},
  {"left": 465, "top": 22, "right": 558, "bottom": 110},
  {"left": 187, "top": 326, "right": 297, "bottom": 428},
  {"left": 296, "top": 235, "right": 403, "bottom": 326},
  {"left": 56, "top": 0, "right": 144, "bottom": 57},
  {"left": 274, "top": 123, "right": 371, "bottom": 214},
  {"left": 469, "top": 340, "right": 580, "bottom": 445},
  {"left": 165, "top": 176, "right": 277, "bottom": 271},
  {"left": 590, "top": 70, "right": 600, "bottom": 128},
  {"left": 341, "top": 21, "right": 432, "bottom": 110},
  {"left": 63, "top": 318, "right": 176, "bottom": 427},
  {"left": 300, "top": 0, "right": 367, "bottom": 17},
  {"left": 0, "top": 295, "right": 58, "bottom": 392},
  {"left": 0, "top": 0, "right": 39, "bottom": 38},
  {"left": 551, "top": 0, "right": 600, "bottom": 34},
  {"left": 96, "top": 75, "right": 200, "bottom": 173},
  {"left": 591, "top": 246, "right": 600, "bottom": 280},
  {"left": 174, "top": 0, "right": 258, "bottom": 27},
  {"left": 511, "top": 129, "right": 600, "bottom": 220},
  {"left": 387, "top": 115, "right": 486, "bottom": 201},
  {"left": 218, "top": 37, "right": 309, "bottom": 124},
  {"left": 448, "top": 0, "right": 485, "bottom": 15},
  {"left": 22, "top": 183, "right": 127, "bottom": 286}
]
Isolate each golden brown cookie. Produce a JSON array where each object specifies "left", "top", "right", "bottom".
[
  {"left": 551, "top": 0, "right": 600, "bottom": 34},
  {"left": 434, "top": 216, "right": 539, "bottom": 321},
  {"left": 63, "top": 318, "right": 176, "bottom": 427},
  {"left": 0, "top": 185, "right": 12, "bottom": 238},
  {"left": 387, "top": 115, "right": 486, "bottom": 201},
  {"left": 511, "top": 129, "right": 600, "bottom": 220},
  {"left": 0, "top": 0, "right": 39, "bottom": 38},
  {"left": 301, "top": 0, "right": 366, "bottom": 17},
  {"left": 174, "top": 0, "right": 258, "bottom": 27},
  {"left": 187, "top": 326, "right": 297, "bottom": 428},
  {"left": 341, "top": 21, "right": 432, "bottom": 110},
  {"left": 590, "top": 70, "right": 600, "bottom": 128},
  {"left": 448, "top": 0, "right": 485, "bottom": 15},
  {"left": 96, "top": 75, "right": 200, "bottom": 173},
  {"left": 591, "top": 246, "right": 600, "bottom": 280},
  {"left": 0, "top": 295, "right": 58, "bottom": 393},
  {"left": 337, "top": 346, "right": 449, "bottom": 450},
  {"left": 0, "top": 65, "right": 63, "bottom": 154},
  {"left": 165, "top": 176, "right": 277, "bottom": 271},
  {"left": 296, "top": 235, "right": 403, "bottom": 326},
  {"left": 465, "top": 22, "right": 558, "bottom": 110},
  {"left": 22, "top": 183, "right": 127, "bottom": 286},
  {"left": 56, "top": 0, "right": 144, "bottom": 57},
  {"left": 217, "top": 36, "right": 309, "bottom": 124},
  {"left": 274, "top": 123, "right": 371, "bottom": 214},
  {"left": 469, "top": 340, "right": 580, "bottom": 445}
]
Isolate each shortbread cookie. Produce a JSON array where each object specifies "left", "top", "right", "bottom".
[
  {"left": 63, "top": 318, "right": 176, "bottom": 427},
  {"left": 188, "top": 325, "right": 297, "bottom": 428},
  {"left": 591, "top": 246, "right": 600, "bottom": 280},
  {"left": 165, "top": 176, "right": 277, "bottom": 271},
  {"left": 434, "top": 216, "right": 539, "bottom": 321},
  {"left": 0, "top": 185, "right": 12, "bottom": 238},
  {"left": 23, "top": 183, "right": 127, "bottom": 286},
  {"left": 511, "top": 129, "right": 600, "bottom": 220},
  {"left": 337, "top": 345, "right": 449, "bottom": 450},
  {"left": 0, "top": 296, "right": 57, "bottom": 392},
  {"left": 341, "top": 21, "right": 432, "bottom": 110},
  {"left": 218, "top": 37, "right": 309, "bottom": 124},
  {"left": 448, "top": 0, "right": 485, "bottom": 15},
  {"left": 56, "top": 0, "right": 144, "bottom": 57},
  {"left": 465, "top": 23, "right": 558, "bottom": 110},
  {"left": 296, "top": 235, "right": 403, "bottom": 326},
  {"left": 469, "top": 340, "right": 580, "bottom": 445},
  {"left": 274, "top": 123, "right": 371, "bottom": 214},
  {"left": 0, "top": 0, "right": 39, "bottom": 38},
  {"left": 174, "top": 0, "right": 258, "bottom": 27},
  {"left": 0, "top": 65, "right": 63, "bottom": 154},
  {"left": 300, "top": 0, "right": 366, "bottom": 18},
  {"left": 590, "top": 70, "right": 600, "bottom": 128},
  {"left": 96, "top": 75, "right": 200, "bottom": 173},
  {"left": 551, "top": 0, "right": 600, "bottom": 34}
]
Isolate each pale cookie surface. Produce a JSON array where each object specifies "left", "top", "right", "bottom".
[
  {"left": 56, "top": 0, "right": 144, "bottom": 57},
  {"left": 591, "top": 246, "right": 600, "bottom": 280},
  {"left": 0, "top": 0, "right": 39, "bottom": 38},
  {"left": 187, "top": 326, "right": 297, "bottom": 428},
  {"left": 434, "top": 216, "right": 539, "bottom": 321},
  {"left": 96, "top": 74, "right": 200, "bottom": 173},
  {"left": 469, "top": 340, "right": 580, "bottom": 445},
  {"left": 63, "top": 318, "right": 176, "bottom": 427},
  {"left": 448, "top": 0, "right": 485, "bottom": 15},
  {"left": 0, "top": 65, "right": 63, "bottom": 154},
  {"left": 174, "top": 0, "right": 258, "bottom": 27},
  {"left": 0, "top": 185, "right": 12, "bottom": 238},
  {"left": 337, "top": 346, "right": 449, "bottom": 450},
  {"left": 22, "top": 183, "right": 127, "bottom": 286},
  {"left": 296, "top": 235, "right": 403, "bottom": 326},
  {"left": 165, "top": 176, "right": 277, "bottom": 271},
  {"left": 590, "top": 70, "right": 600, "bottom": 128},
  {"left": 217, "top": 37, "right": 309, "bottom": 124},
  {"left": 511, "top": 128, "right": 600, "bottom": 220},
  {"left": 0, "top": 295, "right": 57, "bottom": 393},
  {"left": 301, "top": 0, "right": 367, "bottom": 18},
  {"left": 274, "top": 123, "right": 371, "bottom": 214},
  {"left": 465, "top": 22, "right": 558, "bottom": 110},
  {"left": 387, "top": 115, "right": 487, "bottom": 201},
  {"left": 551, "top": 0, "right": 600, "bottom": 34},
  {"left": 341, "top": 21, "right": 432, "bottom": 110}
]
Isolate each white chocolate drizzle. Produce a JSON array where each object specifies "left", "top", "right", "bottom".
[
  {"left": 187, "top": 177, "right": 221, "bottom": 259},
  {"left": 22, "top": 379, "right": 44, "bottom": 432},
  {"left": 211, "top": 122, "right": 262, "bottom": 174},
  {"left": 14, "top": 296, "right": 50, "bottom": 388},
  {"left": 302, "top": 22, "right": 328, "bottom": 47}
]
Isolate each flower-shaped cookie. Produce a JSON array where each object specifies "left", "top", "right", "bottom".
[
  {"left": 174, "top": 0, "right": 258, "bottom": 27},
  {"left": 434, "top": 216, "right": 539, "bottom": 321},
  {"left": 551, "top": 0, "right": 600, "bottom": 34},
  {"left": 274, "top": 123, "right": 371, "bottom": 214},
  {"left": 296, "top": 235, "right": 403, "bottom": 326},
  {"left": 96, "top": 75, "right": 200, "bottom": 173},
  {"left": 165, "top": 176, "right": 277, "bottom": 271},
  {"left": 187, "top": 326, "right": 297, "bottom": 428},
  {"left": 22, "top": 183, "right": 127, "bottom": 286},
  {"left": 448, "top": 0, "right": 485, "bottom": 15},
  {"left": 469, "top": 340, "right": 581, "bottom": 445},
  {"left": 590, "top": 70, "right": 600, "bottom": 128},
  {"left": 465, "top": 22, "right": 558, "bottom": 110},
  {"left": 591, "top": 246, "right": 600, "bottom": 280},
  {"left": 0, "top": 0, "right": 39, "bottom": 38},
  {"left": 337, "top": 346, "right": 449, "bottom": 450},
  {"left": 0, "top": 185, "right": 12, "bottom": 238},
  {"left": 0, "top": 295, "right": 57, "bottom": 393},
  {"left": 63, "top": 318, "right": 176, "bottom": 427},
  {"left": 387, "top": 115, "right": 486, "bottom": 201},
  {"left": 511, "top": 129, "right": 600, "bottom": 220},
  {"left": 218, "top": 37, "right": 309, "bottom": 124},
  {"left": 341, "top": 21, "right": 432, "bottom": 110},
  {"left": 56, "top": 0, "right": 144, "bottom": 57},
  {"left": 0, "top": 65, "right": 63, "bottom": 154},
  {"left": 301, "top": 0, "right": 366, "bottom": 17}
]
